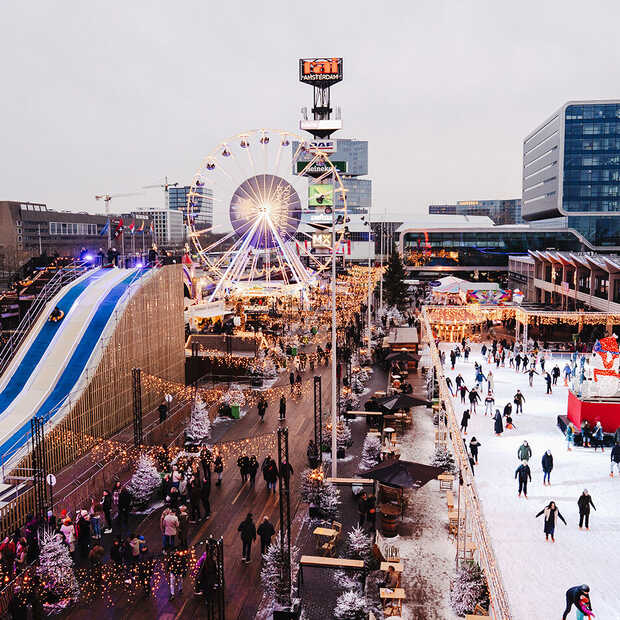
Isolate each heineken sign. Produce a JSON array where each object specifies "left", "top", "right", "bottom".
[{"left": 297, "top": 160, "right": 346, "bottom": 175}]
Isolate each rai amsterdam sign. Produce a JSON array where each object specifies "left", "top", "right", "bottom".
[{"left": 299, "top": 58, "right": 343, "bottom": 87}]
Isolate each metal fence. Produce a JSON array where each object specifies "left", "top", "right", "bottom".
[{"left": 421, "top": 307, "right": 513, "bottom": 620}]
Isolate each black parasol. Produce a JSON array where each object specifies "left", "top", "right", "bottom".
[{"left": 362, "top": 459, "right": 443, "bottom": 489}]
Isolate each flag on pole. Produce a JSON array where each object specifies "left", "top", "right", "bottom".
[
  {"left": 99, "top": 221, "right": 109, "bottom": 236},
  {"left": 113, "top": 218, "right": 124, "bottom": 239},
  {"left": 137, "top": 220, "right": 145, "bottom": 233},
  {"left": 128, "top": 220, "right": 135, "bottom": 235},
  {"left": 149, "top": 221, "right": 155, "bottom": 235}
]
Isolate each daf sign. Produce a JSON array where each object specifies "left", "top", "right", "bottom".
[{"left": 309, "top": 139, "right": 336, "bottom": 153}]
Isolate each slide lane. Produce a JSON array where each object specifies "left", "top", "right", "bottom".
[
  {"left": 0, "top": 269, "right": 105, "bottom": 414},
  {"left": 0, "top": 268, "right": 147, "bottom": 462}
]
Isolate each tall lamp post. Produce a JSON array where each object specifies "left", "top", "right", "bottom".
[{"left": 330, "top": 203, "right": 338, "bottom": 477}]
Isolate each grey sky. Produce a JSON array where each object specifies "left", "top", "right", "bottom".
[{"left": 3, "top": 1, "right": 620, "bottom": 222}]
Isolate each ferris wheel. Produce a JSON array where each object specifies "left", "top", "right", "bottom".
[{"left": 186, "top": 129, "right": 347, "bottom": 301}]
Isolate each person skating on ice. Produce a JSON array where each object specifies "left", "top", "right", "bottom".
[
  {"left": 469, "top": 437, "right": 481, "bottom": 464},
  {"left": 535, "top": 500, "right": 566, "bottom": 542},
  {"left": 561, "top": 584, "right": 594, "bottom": 619},
  {"left": 577, "top": 489, "right": 596, "bottom": 530},
  {"left": 611, "top": 442, "right": 620, "bottom": 477},
  {"left": 541, "top": 450, "right": 553, "bottom": 485},
  {"left": 493, "top": 409, "right": 503, "bottom": 436},
  {"left": 468, "top": 388, "right": 480, "bottom": 414},
  {"left": 517, "top": 440, "right": 532, "bottom": 462},
  {"left": 515, "top": 460, "right": 531, "bottom": 497},
  {"left": 460, "top": 409, "right": 470, "bottom": 435},
  {"left": 513, "top": 389, "right": 525, "bottom": 414},
  {"left": 484, "top": 391, "right": 495, "bottom": 416}
]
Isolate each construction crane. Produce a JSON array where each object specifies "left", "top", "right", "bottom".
[
  {"left": 143, "top": 176, "right": 179, "bottom": 209},
  {"left": 95, "top": 192, "right": 142, "bottom": 249}
]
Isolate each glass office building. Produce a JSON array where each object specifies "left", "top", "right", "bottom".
[
  {"left": 168, "top": 185, "right": 213, "bottom": 228},
  {"left": 522, "top": 100, "right": 620, "bottom": 249},
  {"left": 429, "top": 199, "right": 524, "bottom": 224}
]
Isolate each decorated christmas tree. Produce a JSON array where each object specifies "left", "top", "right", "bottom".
[
  {"left": 300, "top": 466, "right": 341, "bottom": 520},
  {"left": 37, "top": 530, "right": 80, "bottom": 607},
  {"left": 334, "top": 589, "right": 367, "bottom": 620},
  {"left": 260, "top": 538, "right": 300, "bottom": 607},
  {"left": 432, "top": 445, "right": 457, "bottom": 474},
  {"left": 449, "top": 560, "right": 490, "bottom": 616},
  {"left": 126, "top": 454, "right": 161, "bottom": 508},
  {"left": 346, "top": 525, "right": 373, "bottom": 563},
  {"left": 186, "top": 393, "right": 212, "bottom": 443},
  {"left": 383, "top": 245, "right": 409, "bottom": 309},
  {"left": 359, "top": 434, "right": 381, "bottom": 471},
  {"left": 323, "top": 418, "right": 352, "bottom": 450}
]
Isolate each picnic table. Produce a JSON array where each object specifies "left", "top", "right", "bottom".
[{"left": 380, "top": 587, "right": 406, "bottom": 599}]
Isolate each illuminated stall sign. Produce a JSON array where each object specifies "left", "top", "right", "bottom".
[{"left": 308, "top": 184, "right": 334, "bottom": 207}]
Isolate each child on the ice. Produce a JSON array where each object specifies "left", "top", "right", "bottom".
[{"left": 576, "top": 593, "right": 595, "bottom": 618}]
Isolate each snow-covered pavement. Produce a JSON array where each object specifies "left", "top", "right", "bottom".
[{"left": 441, "top": 342, "right": 619, "bottom": 620}]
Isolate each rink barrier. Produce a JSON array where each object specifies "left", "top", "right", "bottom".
[{"left": 422, "top": 308, "right": 513, "bottom": 620}]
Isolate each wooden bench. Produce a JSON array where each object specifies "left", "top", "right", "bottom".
[
  {"left": 326, "top": 477, "right": 374, "bottom": 485},
  {"left": 299, "top": 555, "right": 364, "bottom": 569},
  {"left": 446, "top": 490, "right": 454, "bottom": 510}
]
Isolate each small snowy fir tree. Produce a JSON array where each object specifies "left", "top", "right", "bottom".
[
  {"left": 323, "top": 419, "right": 352, "bottom": 449},
  {"left": 350, "top": 374, "right": 365, "bottom": 394},
  {"left": 449, "top": 561, "right": 490, "bottom": 616},
  {"left": 432, "top": 445, "right": 457, "bottom": 474},
  {"left": 334, "top": 589, "right": 367, "bottom": 620},
  {"left": 186, "top": 393, "right": 212, "bottom": 443},
  {"left": 359, "top": 434, "right": 381, "bottom": 471},
  {"left": 37, "top": 530, "right": 80, "bottom": 606},
  {"left": 126, "top": 454, "right": 161, "bottom": 508},
  {"left": 300, "top": 467, "right": 341, "bottom": 520},
  {"left": 346, "top": 525, "right": 373, "bottom": 563},
  {"left": 260, "top": 538, "right": 300, "bottom": 607}
]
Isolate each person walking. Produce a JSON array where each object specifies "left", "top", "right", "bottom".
[
  {"left": 515, "top": 460, "right": 531, "bottom": 498},
  {"left": 166, "top": 548, "right": 188, "bottom": 601},
  {"left": 237, "top": 453, "right": 250, "bottom": 484},
  {"left": 280, "top": 458, "right": 294, "bottom": 487},
  {"left": 257, "top": 516, "right": 275, "bottom": 555},
  {"left": 493, "top": 409, "right": 504, "bottom": 436},
  {"left": 541, "top": 450, "right": 553, "bottom": 486},
  {"left": 160, "top": 508, "right": 179, "bottom": 550},
  {"left": 188, "top": 476, "right": 202, "bottom": 523},
  {"left": 357, "top": 492, "right": 368, "bottom": 527},
  {"left": 611, "top": 442, "right": 620, "bottom": 477},
  {"left": 177, "top": 505, "right": 189, "bottom": 549},
  {"left": 248, "top": 455, "right": 259, "bottom": 486},
  {"left": 279, "top": 395, "right": 286, "bottom": 420},
  {"left": 238, "top": 513, "right": 256, "bottom": 564},
  {"left": 289, "top": 371, "right": 295, "bottom": 393},
  {"left": 101, "top": 489, "right": 113, "bottom": 534},
  {"left": 200, "top": 476, "right": 211, "bottom": 519},
  {"left": 592, "top": 422, "right": 604, "bottom": 452},
  {"left": 513, "top": 390, "right": 525, "bottom": 414},
  {"left": 562, "top": 584, "right": 593, "bottom": 620},
  {"left": 469, "top": 437, "right": 481, "bottom": 464},
  {"left": 257, "top": 397, "right": 267, "bottom": 423},
  {"left": 577, "top": 490, "right": 596, "bottom": 530},
  {"left": 517, "top": 440, "right": 532, "bottom": 462},
  {"left": 118, "top": 485, "right": 132, "bottom": 534},
  {"left": 366, "top": 493, "right": 377, "bottom": 531},
  {"left": 460, "top": 409, "right": 471, "bottom": 435},
  {"left": 213, "top": 452, "right": 224, "bottom": 486},
  {"left": 535, "top": 501, "right": 567, "bottom": 542},
  {"left": 262, "top": 456, "right": 279, "bottom": 494}
]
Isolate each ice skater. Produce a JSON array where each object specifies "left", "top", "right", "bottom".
[
  {"left": 544, "top": 371, "right": 552, "bottom": 394},
  {"left": 535, "top": 500, "right": 566, "bottom": 542},
  {"left": 566, "top": 422, "right": 575, "bottom": 451},
  {"left": 577, "top": 490, "right": 596, "bottom": 530},
  {"left": 563, "top": 363, "right": 572, "bottom": 386},
  {"left": 515, "top": 460, "right": 531, "bottom": 497},
  {"left": 484, "top": 392, "right": 495, "bottom": 415},
  {"left": 469, "top": 437, "right": 481, "bottom": 464},
  {"left": 493, "top": 409, "right": 503, "bottom": 436},
  {"left": 513, "top": 390, "right": 525, "bottom": 414},
  {"left": 561, "top": 584, "right": 594, "bottom": 619},
  {"left": 592, "top": 422, "right": 604, "bottom": 452},
  {"left": 458, "top": 384, "right": 469, "bottom": 404},
  {"left": 541, "top": 450, "right": 553, "bottom": 485},
  {"left": 517, "top": 440, "right": 532, "bottom": 462},
  {"left": 445, "top": 376, "right": 455, "bottom": 396},
  {"left": 468, "top": 388, "right": 480, "bottom": 414},
  {"left": 611, "top": 442, "right": 620, "bottom": 477},
  {"left": 460, "top": 409, "right": 471, "bottom": 435}
]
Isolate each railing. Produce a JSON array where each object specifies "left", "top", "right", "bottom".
[
  {"left": 422, "top": 307, "right": 513, "bottom": 620},
  {"left": 0, "top": 260, "right": 90, "bottom": 377}
]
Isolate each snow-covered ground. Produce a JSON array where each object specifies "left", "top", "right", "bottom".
[{"left": 441, "top": 342, "right": 619, "bottom": 620}]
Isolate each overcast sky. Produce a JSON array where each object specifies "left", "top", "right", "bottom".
[{"left": 3, "top": 1, "right": 620, "bottom": 222}]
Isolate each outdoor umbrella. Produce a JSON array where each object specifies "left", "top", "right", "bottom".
[
  {"left": 385, "top": 350, "right": 421, "bottom": 362},
  {"left": 376, "top": 393, "right": 431, "bottom": 411},
  {"left": 362, "top": 459, "right": 443, "bottom": 489}
]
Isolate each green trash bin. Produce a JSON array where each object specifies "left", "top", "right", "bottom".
[{"left": 231, "top": 404, "right": 241, "bottom": 419}]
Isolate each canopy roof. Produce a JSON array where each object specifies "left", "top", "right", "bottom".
[{"left": 362, "top": 459, "right": 444, "bottom": 489}]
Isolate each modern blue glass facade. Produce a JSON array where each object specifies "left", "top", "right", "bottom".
[
  {"left": 169, "top": 185, "right": 213, "bottom": 228},
  {"left": 429, "top": 199, "right": 524, "bottom": 224},
  {"left": 522, "top": 100, "right": 620, "bottom": 250}
]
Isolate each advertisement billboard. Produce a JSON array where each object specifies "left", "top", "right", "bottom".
[
  {"left": 297, "top": 161, "right": 346, "bottom": 175},
  {"left": 311, "top": 231, "right": 332, "bottom": 249},
  {"left": 299, "top": 58, "right": 343, "bottom": 87},
  {"left": 308, "top": 184, "right": 334, "bottom": 207},
  {"left": 309, "top": 139, "right": 336, "bottom": 153}
]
